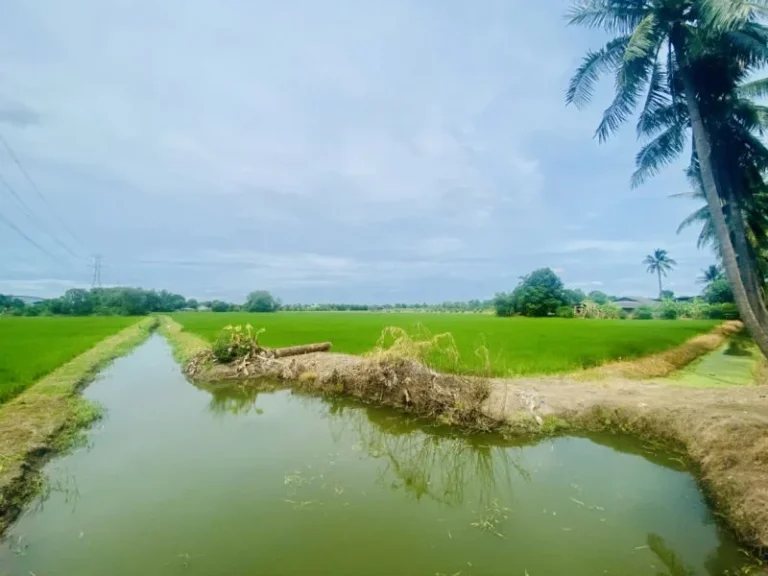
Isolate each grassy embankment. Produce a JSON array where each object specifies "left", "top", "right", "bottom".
[
  {"left": 173, "top": 312, "right": 719, "bottom": 376},
  {"left": 0, "top": 316, "right": 139, "bottom": 404},
  {"left": 0, "top": 316, "right": 156, "bottom": 534}
]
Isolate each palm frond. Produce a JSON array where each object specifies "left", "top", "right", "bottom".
[
  {"left": 624, "top": 13, "right": 660, "bottom": 62},
  {"left": 723, "top": 24, "right": 768, "bottom": 66},
  {"left": 636, "top": 60, "right": 672, "bottom": 136},
  {"left": 699, "top": 0, "right": 759, "bottom": 33},
  {"left": 631, "top": 123, "right": 686, "bottom": 187},
  {"left": 595, "top": 54, "right": 656, "bottom": 142},
  {"left": 566, "top": 0, "right": 647, "bottom": 34},
  {"left": 737, "top": 77, "right": 768, "bottom": 98},
  {"left": 637, "top": 101, "right": 683, "bottom": 138},
  {"left": 566, "top": 36, "right": 631, "bottom": 107},
  {"left": 676, "top": 205, "right": 711, "bottom": 235}
]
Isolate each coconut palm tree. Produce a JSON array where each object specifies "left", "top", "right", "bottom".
[
  {"left": 636, "top": 68, "right": 768, "bottom": 317},
  {"left": 699, "top": 264, "right": 723, "bottom": 284},
  {"left": 566, "top": 0, "right": 768, "bottom": 357},
  {"left": 644, "top": 249, "right": 677, "bottom": 297}
]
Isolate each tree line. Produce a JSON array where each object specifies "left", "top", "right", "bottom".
[
  {"left": 493, "top": 267, "right": 734, "bottom": 319},
  {"left": 0, "top": 288, "right": 191, "bottom": 317},
  {"left": 0, "top": 288, "right": 494, "bottom": 317},
  {"left": 1, "top": 288, "right": 496, "bottom": 316}
]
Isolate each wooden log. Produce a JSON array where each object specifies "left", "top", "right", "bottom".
[{"left": 270, "top": 342, "right": 332, "bottom": 358}]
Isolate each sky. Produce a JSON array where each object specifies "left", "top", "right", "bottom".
[{"left": 0, "top": 0, "right": 717, "bottom": 304}]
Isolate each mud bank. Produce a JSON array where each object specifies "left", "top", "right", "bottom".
[{"left": 0, "top": 317, "right": 156, "bottom": 535}]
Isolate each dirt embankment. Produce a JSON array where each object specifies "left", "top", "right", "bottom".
[{"left": 180, "top": 321, "right": 768, "bottom": 556}]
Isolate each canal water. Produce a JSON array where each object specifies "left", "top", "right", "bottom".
[{"left": 0, "top": 336, "right": 749, "bottom": 575}]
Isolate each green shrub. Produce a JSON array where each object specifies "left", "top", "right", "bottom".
[
  {"left": 659, "top": 300, "right": 679, "bottom": 320},
  {"left": 707, "top": 303, "right": 739, "bottom": 320},
  {"left": 633, "top": 305, "right": 654, "bottom": 320},
  {"left": 556, "top": 305, "right": 575, "bottom": 318},
  {"left": 212, "top": 324, "right": 265, "bottom": 363},
  {"left": 703, "top": 277, "right": 734, "bottom": 304},
  {"left": 678, "top": 299, "right": 709, "bottom": 319}
]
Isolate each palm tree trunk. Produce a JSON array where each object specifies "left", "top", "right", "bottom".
[
  {"left": 657, "top": 269, "right": 663, "bottom": 298},
  {"left": 678, "top": 65, "right": 768, "bottom": 358},
  {"left": 714, "top": 151, "right": 768, "bottom": 325}
]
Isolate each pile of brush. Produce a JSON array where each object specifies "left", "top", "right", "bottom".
[{"left": 185, "top": 324, "right": 330, "bottom": 378}]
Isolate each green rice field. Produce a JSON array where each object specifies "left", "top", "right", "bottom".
[
  {"left": 173, "top": 312, "right": 719, "bottom": 376},
  {"left": 0, "top": 316, "right": 138, "bottom": 404}
]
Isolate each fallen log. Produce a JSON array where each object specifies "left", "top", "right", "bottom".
[{"left": 269, "top": 342, "right": 332, "bottom": 358}]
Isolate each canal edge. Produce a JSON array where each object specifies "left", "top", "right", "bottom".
[{"left": 0, "top": 316, "right": 157, "bottom": 536}]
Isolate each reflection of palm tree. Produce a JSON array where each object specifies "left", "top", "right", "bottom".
[
  {"left": 322, "top": 398, "right": 531, "bottom": 507},
  {"left": 646, "top": 533, "right": 695, "bottom": 576}
]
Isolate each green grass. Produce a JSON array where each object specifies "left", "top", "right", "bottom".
[
  {"left": 655, "top": 342, "right": 759, "bottom": 387},
  {"left": 172, "top": 312, "right": 719, "bottom": 376},
  {"left": 0, "top": 316, "right": 139, "bottom": 404}
]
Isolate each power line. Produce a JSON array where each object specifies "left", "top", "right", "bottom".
[
  {"left": 0, "top": 130, "right": 85, "bottom": 252},
  {"left": 0, "top": 168, "right": 81, "bottom": 260},
  {"left": 0, "top": 211, "right": 57, "bottom": 259}
]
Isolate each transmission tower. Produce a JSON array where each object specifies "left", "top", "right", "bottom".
[{"left": 91, "top": 254, "right": 103, "bottom": 288}]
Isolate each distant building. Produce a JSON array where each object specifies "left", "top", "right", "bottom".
[{"left": 613, "top": 297, "right": 657, "bottom": 312}]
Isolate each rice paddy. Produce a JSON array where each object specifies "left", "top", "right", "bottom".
[
  {"left": 0, "top": 316, "right": 139, "bottom": 404},
  {"left": 172, "top": 312, "right": 719, "bottom": 376}
]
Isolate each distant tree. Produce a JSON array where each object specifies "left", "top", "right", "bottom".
[
  {"left": 210, "top": 300, "right": 232, "bottom": 313},
  {"left": 493, "top": 293, "right": 515, "bottom": 317},
  {"left": 562, "top": 288, "right": 586, "bottom": 306},
  {"left": 660, "top": 290, "right": 675, "bottom": 300},
  {"left": 507, "top": 268, "right": 567, "bottom": 317},
  {"left": 703, "top": 277, "right": 735, "bottom": 305},
  {"left": 587, "top": 290, "right": 609, "bottom": 305},
  {"left": 186, "top": 298, "right": 199, "bottom": 310},
  {"left": 62, "top": 288, "right": 94, "bottom": 316},
  {"left": 698, "top": 265, "right": 723, "bottom": 285},
  {"left": 245, "top": 290, "right": 280, "bottom": 313},
  {"left": 644, "top": 249, "right": 677, "bottom": 298}
]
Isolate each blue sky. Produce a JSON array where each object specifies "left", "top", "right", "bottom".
[{"left": 0, "top": 0, "right": 715, "bottom": 303}]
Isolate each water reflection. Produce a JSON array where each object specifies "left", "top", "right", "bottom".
[
  {"left": 323, "top": 398, "right": 530, "bottom": 507},
  {"left": 205, "top": 384, "right": 266, "bottom": 417},
  {"left": 197, "top": 383, "right": 753, "bottom": 575},
  {"left": 647, "top": 533, "right": 696, "bottom": 576}
]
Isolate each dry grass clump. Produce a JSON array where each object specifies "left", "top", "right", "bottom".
[
  {"left": 288, "top": 326, "right": 493, "bottom": 429},
  {"left": 368, "top": 325, "right": 461, "bottom": 371},
  {"left": 577, "top": 321, "right": 744, "bottom": 380},
  {"left": 187, "top": 323, "right": 494, "bottom": 430}
]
